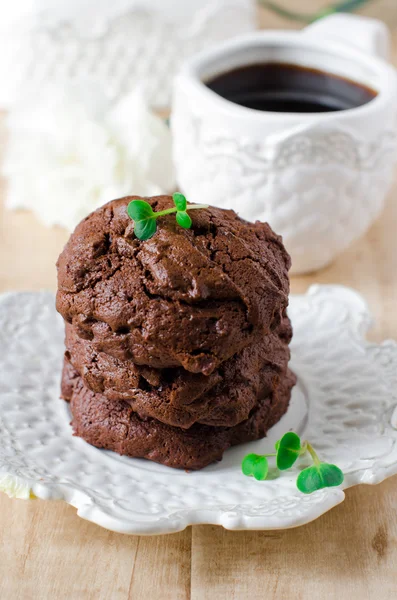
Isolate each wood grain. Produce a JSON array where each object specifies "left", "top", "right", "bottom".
[{"left": 0, "top": 2, "right": 397, "bottom": 598}]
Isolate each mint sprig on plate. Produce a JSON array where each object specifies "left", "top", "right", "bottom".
[
  {"left": 127, "top": 193, "right": 208, "bottom": 241},
  {"left": 242, "top": 432, "right": 344, "bottom": 494}
]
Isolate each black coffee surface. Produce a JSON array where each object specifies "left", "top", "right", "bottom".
[{"left": 206, "top": 63, "right": 377, "bottom": 113}]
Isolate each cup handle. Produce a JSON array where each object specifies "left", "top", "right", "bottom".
[{"left": 303, "top": 14, "right": 390, "bottom": 60}]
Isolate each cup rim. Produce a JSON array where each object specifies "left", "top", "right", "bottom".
[{"left": 178, "top": 30, "right": 396, "bottom": 121}]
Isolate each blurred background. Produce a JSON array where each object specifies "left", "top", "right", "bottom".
[{"left": 0, "top": 0, "right": 396, "bottom": 322}]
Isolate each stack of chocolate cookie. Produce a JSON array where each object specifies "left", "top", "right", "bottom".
[{"left": 56, "top": 196, "right": 296, "bottom": 470}]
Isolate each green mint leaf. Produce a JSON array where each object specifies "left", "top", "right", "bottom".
[
  {"left": 242, "top": 453, "right": 269, "bottom": 481},
  {"left": 297, "top": 463, "right": 344, "bottom": 494},
  {"left": 127, "top": 199, "right": 154, "bottom": 221},
  {"left": 126, "top": 195, "right": 207, "bottom": 242},
  {"left": 173, "top": 192, "right": 187, "bottom": 212},
  {"left": 275, "top": 440, "right": 280, "bottom": 451},
  {"left": 133, "top": 218, "right": 157, "bottom": 241},
  {"left": 176, "top": 211, "right": 192, "bottom": 229},
  {"left": 276, "top": 432, "right": 301, "bottom": 470}
]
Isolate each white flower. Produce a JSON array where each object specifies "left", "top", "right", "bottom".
[
  {"left": 3, "top": 83, "right": 175, "bottom": 231},
  {"left": 0, "top": 474, "right": 33, "bottom": 499}
]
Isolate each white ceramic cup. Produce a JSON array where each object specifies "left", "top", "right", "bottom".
[{"left": 172, "top": 14, "right": 397, "bottom": 274}]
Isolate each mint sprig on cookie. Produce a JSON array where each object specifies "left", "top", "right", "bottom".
[{"left": 127, "top": 193, "right": 208, "bottom": 241}]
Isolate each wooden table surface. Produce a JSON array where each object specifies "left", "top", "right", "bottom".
[{"left": 1, "top": 2, "right": 397, "bottom": 598}]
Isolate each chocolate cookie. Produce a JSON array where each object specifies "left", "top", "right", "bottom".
[
  {"left": 64, "top": 315, "right": 292, "bottom": 428},
  {"left": 65, "top": 366, "right": 296, "bottom": 470},
  {"left": 61, "top": 356, "right": 79, "bottom": 401},
  {"left": 57, "top": 196, "right": 290, "bottom": 375}
]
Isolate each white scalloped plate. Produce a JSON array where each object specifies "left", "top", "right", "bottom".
[{"left": 0, "top": 285, "right": 396, "bottom": 534}]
